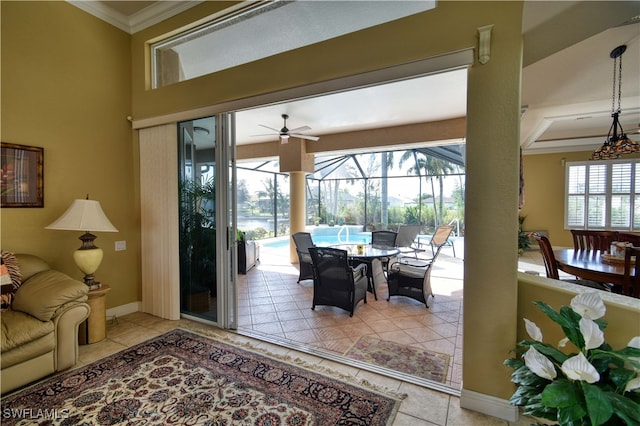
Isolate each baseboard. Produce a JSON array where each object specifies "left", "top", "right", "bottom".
[
  {"left": 459, "top": 388, "right": 519, "bottom": 422},
  {"left": 106, "top": 302, "right": 140, "bottom": 321}
]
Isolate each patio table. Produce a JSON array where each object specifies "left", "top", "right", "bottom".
[{"left": 331, "top": 243, "right": 400, "bottom": 300}]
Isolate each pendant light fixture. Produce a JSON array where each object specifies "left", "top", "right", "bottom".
[{"left": 590, "top": 45, "right": 640, "bottom": 160}]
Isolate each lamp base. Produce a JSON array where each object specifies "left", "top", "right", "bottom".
[{"left": 73, "top": 235, "right": 104, "bottom": 287}]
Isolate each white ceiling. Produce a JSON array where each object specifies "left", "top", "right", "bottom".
[{"left": 73, "top": 1, "right": 640, "bottom": 156}]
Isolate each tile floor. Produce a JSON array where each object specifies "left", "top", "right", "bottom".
[
  {"left": 77, "top": 312, "right": 535, "bottom": 425},
  {"left": 236, "top": 243, "right": 466, "bottom": 389},
  {"left": 74, "top": 242, "right": 549, "bottom": 425}
]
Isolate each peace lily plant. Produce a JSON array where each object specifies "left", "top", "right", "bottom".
[{"left": 505, "top": 292, "right": 640, "bottom": 425}]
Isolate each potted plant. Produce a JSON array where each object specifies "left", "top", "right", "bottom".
[
  {"left": 518, "top": 215, "right": 531, "bottom": 255},
  {"left": 505, "top": 292, "right": 640, "bottom": 425},
  {"left": 179, "top": 178, "right": 216, "bottom": 311}
]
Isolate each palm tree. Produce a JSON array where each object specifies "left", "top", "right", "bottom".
[
  {"left": 399, "top": 150, "right": 455, "bottom": 227},
  {"left": 380, "top": 152, "right": 394, "bottom": 229}
]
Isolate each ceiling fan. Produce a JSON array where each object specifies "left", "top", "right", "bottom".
[{"left": 256, "top": 114, "right": 319, "bottom": 143}]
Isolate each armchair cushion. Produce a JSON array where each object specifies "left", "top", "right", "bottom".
[
  {"left": 15, "top": 253, "right": 51, "bottom": 281},
  {"left": 12, "top": 270, "right": 88, "bottom": 321}
]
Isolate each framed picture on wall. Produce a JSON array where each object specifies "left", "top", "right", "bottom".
[{"left": 1, "top": 142, "right": 44, "bottom": 208}]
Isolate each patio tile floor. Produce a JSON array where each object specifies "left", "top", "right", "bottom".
[{"left": 236, "top": 240, "right": 549, "bottom": 391}]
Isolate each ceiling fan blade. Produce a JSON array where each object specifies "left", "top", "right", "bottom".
[
  {"left": 291, "top": 133, "right": 320, "bottom": 141},
  {"left": 250, "top": 133, "right": 280, "bottom": 137},
  {"left": 288, "top": 125, "right": 311, "bottom": 133},
  {"left": 258, "top": 124, "right": 280, "bottom": 133}
]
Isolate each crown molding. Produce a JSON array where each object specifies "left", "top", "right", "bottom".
[{"left": 67, "top": 1, "right": 202, "bottom": 34}]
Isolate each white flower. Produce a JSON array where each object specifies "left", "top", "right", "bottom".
[
  {"left": 628, "top": 336, "right": 640, "bottom": 349},
  {"left": 579, "top": 317, "right": 604, "bottom": 350},
  {"left": 524, "top": 346, "right": 557, "bottom": 380},
  {"left": 561, "top": 352, "right": 600, "bottom": 383},
  {"left": 625, "top": 376, "right": 640, "bottom": 392},
  {"left": 570, "top": 292, "right": 606, "bottom": 320},
  {"left": 558, "top": 337, "right": 570, "bottom": 348},
  {"left": 524, "top": 318, "right": 543, "bottom": 342}
]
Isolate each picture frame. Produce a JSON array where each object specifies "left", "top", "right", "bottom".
[{"left": 1, "top": 142, "right": 44, "bottom": 208}]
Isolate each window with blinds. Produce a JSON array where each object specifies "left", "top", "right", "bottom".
[{"left": 565, "top": 159, "right": 639, "bottom": 231}]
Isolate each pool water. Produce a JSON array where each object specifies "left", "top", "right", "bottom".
[{"left": 262, "top": 232, "right": 371, "bottom": 249}]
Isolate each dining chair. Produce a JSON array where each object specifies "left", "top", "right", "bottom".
[
  {"left": 570, "top": 230, "right": 619, "bottom": 252},
  {"left": 291, "top": 232, "right": 315, "bottom": 283},
  {"left": 622, "top": 246, "right": 639, "bottom": 298},
  {"left": 618, "top": 232, "right": 640, "bottom": 247},
  {"left": 308, "top": 246, "right": 368, "bottom": 316},
  {"left": 533, "top": 233, "right": 612, "bottom": 292}
]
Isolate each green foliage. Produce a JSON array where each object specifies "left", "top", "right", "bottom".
[
  {"left": 505, "top": 295, "right": 640, "bottom": 426},
  {"left": 518, "top": 215, "right": 531, "bottom": 253}
]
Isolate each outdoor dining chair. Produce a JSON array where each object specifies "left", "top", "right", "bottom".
[
  {"left": 533, "top": 233, "right": 612, "bottom": 292},
  {"left": 292, "top": 232, "right": 315, "bottom": 283},
  {"left": 371, "top": 230, "right": 398, "bottom": 248},
  {"left": 386, "top": 225, "right": 453, "bottom": 308},
  {"left": 308, "top": 246, "right": 368, "bottom": 316},
  {"left": 366, "top": 230, "right": 399, "bottom": 274}
]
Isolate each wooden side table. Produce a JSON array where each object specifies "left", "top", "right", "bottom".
[{"left": 79, "top": 284, "right": 111, "bottom": 345}]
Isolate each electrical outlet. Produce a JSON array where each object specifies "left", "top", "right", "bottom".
[{"left": 115, "top": 241, "right": 127, "bottom": 251}]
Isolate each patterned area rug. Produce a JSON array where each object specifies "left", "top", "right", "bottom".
[
  {"left": 1, "top": 329, "right": 402, "bottom": 425},
  {"left": 344, "top": 336, "right": 450, "bottom": 383}
]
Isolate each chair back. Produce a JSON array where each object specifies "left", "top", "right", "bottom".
[
  {"left": 427, "top": 225, "right": 454, "bottom": 258},
  {"left": 308, "top": 246, "right": 367, "bottom": 315},
  {"left": 431, "top": 225, "right": 454, "bottom": 247},
  {"left": 618, "top": 232, "right": 640, "bottom": 247},
  {"left": 371, "top": 230, "right": 397, "bottom": 248},
  {"left": 292, "top": 232, "right": 315, "bottom": 254},
  {"left": 308, "top": 247, "right": 355, "bottom": 297},
  {"left": 570, "top": 230, "right": 619, "bottom": 252},
  {"left": 533, "top": 233, "right": 560, "bottom": 279},
  {"left": 395, "top": 225, "right": 420, "bottom": 248},
  {"left": 623, "top": 246, "right": 639, "bottom": 298}
]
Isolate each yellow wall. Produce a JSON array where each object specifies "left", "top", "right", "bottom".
[
  {"left": 0, "top": 1, "right": 140, "bottom": 309},
  {"left": 521, "top": 151, "right": 592, "bottom": 247},
  {"left": 521, "top": 151, "right": 640, "bottom": 248}
]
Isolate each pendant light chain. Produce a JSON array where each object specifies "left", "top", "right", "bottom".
[
  {"left": 590, "top": 44, "right": 640, "bottom": 160},
  {"left": 617, "top": 53, "right": 622, "bottom": 113}
]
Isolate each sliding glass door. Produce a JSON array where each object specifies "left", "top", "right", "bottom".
[{"left": 178, "top": 114, "right": 236, "bottom": 326}]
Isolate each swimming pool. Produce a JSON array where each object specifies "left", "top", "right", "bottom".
[{"left": 261, "top": 230, "right": 371, "bottom": 249}]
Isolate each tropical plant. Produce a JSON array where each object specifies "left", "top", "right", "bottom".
[
  {"left": 518, "top": 215, "right": 531, "bottom": 254},
  {"left": 504, "top": 292, "right": 640, "bottom": 426},
  {"left": 179, "top": 177, "right": 216, "bottom": 298}
]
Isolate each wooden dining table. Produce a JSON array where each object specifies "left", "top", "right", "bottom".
[{"left": 553, "top": 248, "right": 631, "bottom": 286}]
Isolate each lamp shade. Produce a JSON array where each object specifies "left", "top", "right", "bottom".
[{"left": 46, "top": 199, "right": 118, "bottom": 232}]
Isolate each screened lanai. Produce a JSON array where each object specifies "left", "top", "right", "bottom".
[{"left": 236, "top": 145, "right": 466, "bottom": 241}]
